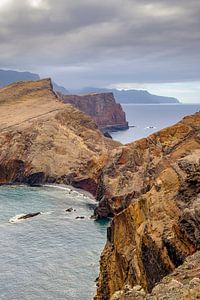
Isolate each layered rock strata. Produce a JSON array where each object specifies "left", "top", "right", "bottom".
[
  {"left": 95, "top": 112, "right": 200, "bottom": 218},
  {"left": 95, "top": 112, "right": 200, "bottom": 299},
  {"left": 0, "top": 78, "right": 119, "bottom": 194},
  {"left": 58, "top": 92, "right": 128, "bottom": 131},
  {"left": 110, "top": 251, "right": 200, "bottom": 300}
]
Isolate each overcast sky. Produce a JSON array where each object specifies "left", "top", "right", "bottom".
[{"left": 0, "top": 0, "right": 200, "bottom": 102}]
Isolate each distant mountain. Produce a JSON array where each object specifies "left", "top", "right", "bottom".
[
  {"left": 71, "top": 87, "right": 180, "bottom": 104},
  {"left": 0, "top": 69, "right": 69, "bottom": 94},
  {"left": 0, "top": 69, "right": 39, "bottom": 87}
]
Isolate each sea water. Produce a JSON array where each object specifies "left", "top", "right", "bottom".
[
  {"left": 0, "top": 185, "right": 108, "bottom": 300},
  {"left": 111, "top": 103, "right": 200, "bottom": 143}
]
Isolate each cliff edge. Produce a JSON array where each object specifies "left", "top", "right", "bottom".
[
  {"left": 0, "top": 78, "right": 120, "bottom": 194},
  {"left": 95, "top": 112, "right": 200, "bottom": 299},
  {"left": 59, "top": 92, "right": 128, "bottom": 131}
]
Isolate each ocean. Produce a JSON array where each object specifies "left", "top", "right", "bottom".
[
  {"left": 1, "top": 103, "right": 200, "bottom": 300},
  {"left": 0, "top": 185, "right": 108, "bottom": 300},
  {"left": 110, "top": 103, "right": 200, "bottom": 143}
]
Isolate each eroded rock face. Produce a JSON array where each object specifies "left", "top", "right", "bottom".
[
  {"left": 0, "top": 78, "right": 120, "bottom": 195},
  {"left": 58, "top": 92, "right": 128, "bottom": 131},
  {"left": 95, "top": 113, "right": 200, "bottom": 218},
  {"left": 110, "top": 251, "right": 200, "bottom": 300},
  {"left": 95, "top": 112, "right": 200, "bottom": 299}
]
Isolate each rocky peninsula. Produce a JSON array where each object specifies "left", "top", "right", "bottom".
[
  {"left": 0, "top": 78, "right": 120, "bottom": 193},
  {"left": 0, "top": 78, "right": 199, "bottom": 300}
]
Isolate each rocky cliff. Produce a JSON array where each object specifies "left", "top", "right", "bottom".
[
  {"left": 95, "top": 112, "right": 200, "bottom": 299},
  {"left": 59, "top": 92, "right": 128, "bottom": 131},
  {"left": 0, "top": 78, "right": 119, "bottom": 194},
  {"left": 110, "top": 251, "right": 200, "bottom": 300}
]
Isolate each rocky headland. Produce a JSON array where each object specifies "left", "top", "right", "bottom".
[
  {"left": 94, "top": 112, "right": 200, "bottom": 299},
  {"left": 58, "top": 92, "right": 128, "bottom": 131},
  {"left": 0, "top": 78, "right": 120, "bottom": 194},
  {"left": 0, "top": 78, "right": 199, "bottom": 300}
]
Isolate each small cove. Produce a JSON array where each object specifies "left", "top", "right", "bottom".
[{"left": 0, "top": 185, "right": 108, "bottom": 300}]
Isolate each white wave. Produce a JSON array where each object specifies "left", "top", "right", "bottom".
[
  {"left": 40, "top": 211, "right": 53, "bottom": 215},
  {"left": 43, "top": 184, "right": 94, "bottom": 200},
  {"left": 44, "top": 184, "right": 72, "bottom": 192},
  {"left": 144, "top": 126, "right": 156, "bottom": 129},
  {"left": 9, "top": 214, "right": 26, "bottom": 224}
]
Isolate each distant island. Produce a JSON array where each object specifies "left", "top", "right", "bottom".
[
  {"left": 72, "top": 87, "right": 180, "bottom": 104},
  {"left": 0, "top": 69, "right": 179, "bottom": 104}
]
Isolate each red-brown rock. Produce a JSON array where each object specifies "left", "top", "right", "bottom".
[{"left": 58, "top": 92, "right": 128, "bottom": 131}]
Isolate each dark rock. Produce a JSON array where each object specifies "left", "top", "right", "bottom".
[
  {"left": 75, "top": 216, "right": 85, "bottom": 219},
  {"left": 103, "top": 131, "right": 112, "bottom": 139},
  {"left": 24, "top": 172, "right": 45, "bottom": 186},
  {"left": 18, "top": 212, "right": 41, "bottom": 220},
  {"left": 66, "top": 207, "right": 73, "bottom": 212}
]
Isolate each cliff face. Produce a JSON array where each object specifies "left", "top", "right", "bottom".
[
  {"left": 0, "top": 79, "right": 119, "bottom": 194},
  {"left": 95, "top": 112, "right": 200, "bottom": 299},
  {"left": 95, "top": 113, "right": 200, "bottom": 218},
  {"left": 110, "top": 251, "right": 200, "bottom": 300},
  {"left": 59, "top": 92, "right": 128, "bottom": 131}
]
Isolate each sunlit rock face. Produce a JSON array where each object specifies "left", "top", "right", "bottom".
[
  {"left": 0, "top": 78, "right": 120, "bottom": 194},
  {"left": 95, "top": 112, "right": 200, "bottom": 300},
  {"left": 58, "top": 92, "right": 128, "bottom": 131}
]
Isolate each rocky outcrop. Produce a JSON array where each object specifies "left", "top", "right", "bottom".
[
  {"left": 0, "top": 78, "right": 120, "bottom": 195},
  {"left": 110, "top": 251, "right": 200, "bottom": 300},
  {"left": 58, "top": 92, "right": 128, "bottom": 131},
  {"left": 95, "top": 112, "right": 200, "bottom": 299},
  {"left": 95, "top": 112, "right": 200, "bottom": 218}
]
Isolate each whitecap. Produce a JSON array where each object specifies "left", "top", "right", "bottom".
[
  {"left": 9, "top": 214, "right": 26, "bottom": 224},
  {"left": 144, "top": 126, "right": 156, "bottom": 129},
  {"left": 40, "top": 211, "right": 53, "bottom": 215}
]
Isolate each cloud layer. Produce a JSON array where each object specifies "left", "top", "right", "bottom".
[{"left": 0, "top": 0, "right": 200, "bottom": 88}]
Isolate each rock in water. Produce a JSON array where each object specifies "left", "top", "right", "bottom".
[
  {"left": 65, "top": 208, "right": 73, "bottom": 212},
  {"left": 18, "top": 212, "right": 41, "bottom": 220},
  {"left": 0, "top": 78, "right": 120, "bottom": 195}
]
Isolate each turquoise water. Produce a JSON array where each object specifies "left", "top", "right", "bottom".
[
  {"left": 0, "top": 185, "right": 108, "bottom": 300},
  {"left": 111, "top": 104, "right": 200, "bottom": 143}
]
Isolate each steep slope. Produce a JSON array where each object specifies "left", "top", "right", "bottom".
[
  {"left": 95, "top": 112, "right": 200, "bottom": 299},
  {"left": 0, "top": 78, "right": 119, "bottom": 194},
  {"left": 72, "top": 87, "right": 180, "bottom": 104},
  {"left": 58, "top": 92, "right": 128, "bottom": 131},
  {"left": 110, "top": 251, "right": 200, "bottom": 300}
]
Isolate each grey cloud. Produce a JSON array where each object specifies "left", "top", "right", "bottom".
[{"left": 0, "top": 0, "right": 200, "bottom": 87}]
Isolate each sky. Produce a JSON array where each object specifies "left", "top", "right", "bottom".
[{"left": 0, "top": 0, "right": 200, "bottom": 102}]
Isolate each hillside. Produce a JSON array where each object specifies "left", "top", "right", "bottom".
[{"left": 0, "top": 78, "right": 119, "bottom": 194}]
